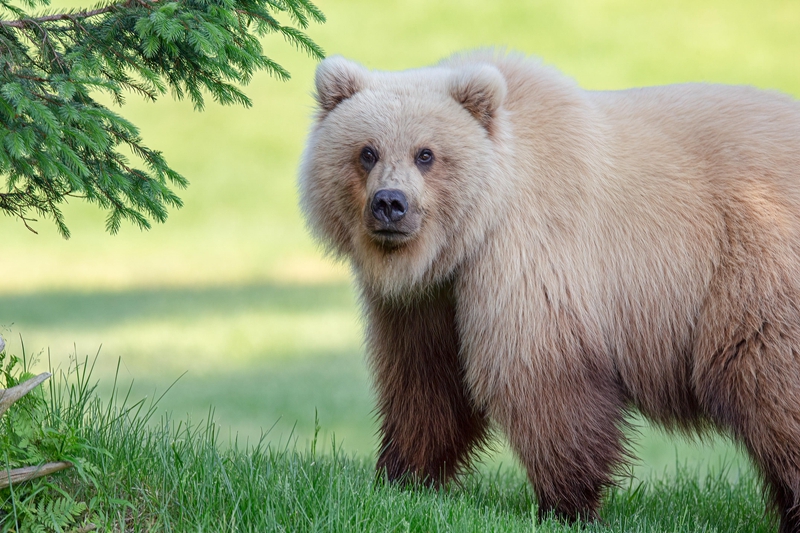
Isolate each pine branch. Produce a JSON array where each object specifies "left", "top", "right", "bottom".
[
  {"left": 0, "top": 0, "right": 158, "bottom": 29},
  {"left": 0, "top": 0, "right": 325, "bottom": 237}
]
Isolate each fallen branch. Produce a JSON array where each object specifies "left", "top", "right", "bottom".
[
  {"left": 0, "top": 371, "right": 51, "bottom": 418},
  {"left": 0, "top": 461, "right": 73, "bottom": 489},
  {"left": 0, "top": 372, "right": 75, "bottom": 488}
]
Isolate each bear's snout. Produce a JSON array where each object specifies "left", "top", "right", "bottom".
[
  {"left": 364, "top": 188, "right": 421, "bottom": 247},
  {"left": 371, "top": 189, "right": 408, "bottom": 223}
]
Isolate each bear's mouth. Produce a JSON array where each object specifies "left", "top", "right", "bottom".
[{"left": 371, "top": 229, "right": 412, "bottom": 248}]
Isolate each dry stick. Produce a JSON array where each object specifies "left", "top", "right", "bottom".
[
  {"left": 0, "top": 461, "right": 73, "bottom": 489},
  {"left": 0, "top": 372, "right": 74, "bottom": 488},
  {"left": 0, "top": 371, "right": 51, "bottom": 418}
]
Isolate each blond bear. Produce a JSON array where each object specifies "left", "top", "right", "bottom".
[{"left": 299, "top": 51, "right": 800, "bottom": 531}]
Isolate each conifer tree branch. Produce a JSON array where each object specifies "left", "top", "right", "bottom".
[
  {"left": 0, "top": 0, "right": 158, "bottom": 28},
  {"left": 0, "top": 0, "right": 325, "bottom": 237}
]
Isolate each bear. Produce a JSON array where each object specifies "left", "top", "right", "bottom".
[{"left": 298, "top": 50, "right": 800, "bottom": 531}]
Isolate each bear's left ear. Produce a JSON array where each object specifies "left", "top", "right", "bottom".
[
  {"left": 449, "top": 64, "right": 507, "bottom": 131},
  {"left": 314, "top": 56, "right": 368, "bottom": 113}
]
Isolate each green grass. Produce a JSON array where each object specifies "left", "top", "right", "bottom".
[
  {"left": 0, "top": 358, "right": 773, "bottom": 532},
  {"left": 0, "top": 0, "right": 797, "bottom": 522}
]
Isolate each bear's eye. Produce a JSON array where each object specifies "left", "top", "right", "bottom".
[
  {"left": 416, "top": 148, "right": 434, "bottom": 168},
  {"left": 360, "top": 146, "right": 378, "bottom": 171}
]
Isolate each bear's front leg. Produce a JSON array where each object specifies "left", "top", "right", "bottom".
[
  {"left": 485, "top": 354, "right": 629, "bottom": 522},
  {"left": 364, "top": 282, "right": 489, "bottom": 485}
]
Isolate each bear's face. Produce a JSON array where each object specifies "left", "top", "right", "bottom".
[{"left": 300, "top": 57, "right": 509, "bottom": 296}]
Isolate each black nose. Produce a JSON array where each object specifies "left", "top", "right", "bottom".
[{"left": 371, "top": 189, "right": 408, "bottom": 223}]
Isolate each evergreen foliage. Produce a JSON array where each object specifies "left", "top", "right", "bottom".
[{"left": 0, "top": 0, "right": 324, "bottom": 236}]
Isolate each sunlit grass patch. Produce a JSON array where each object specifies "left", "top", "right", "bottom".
[{"left": 0, "top": 356, "right": 773, "bottom": 532}]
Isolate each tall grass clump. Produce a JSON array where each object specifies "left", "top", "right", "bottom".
[{"left": 0, "top": 349, "right": 776, "bottom": 532}]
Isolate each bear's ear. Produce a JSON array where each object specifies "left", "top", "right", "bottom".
[
  {"left": 314, "top": 56, "right": 367, "bottom": 113},
  {"left": 449, "top": 64, "right": 507, "bottom": 130}
]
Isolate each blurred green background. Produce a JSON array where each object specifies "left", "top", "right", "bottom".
[{"left": 2, "top": 0, "right": 798, "bottom": 480}]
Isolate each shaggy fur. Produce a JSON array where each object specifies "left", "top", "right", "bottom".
[{"left": 299, "top": 51, "right": 800, "bottom": 531}]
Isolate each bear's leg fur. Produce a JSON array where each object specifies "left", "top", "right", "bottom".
[
  {"left": 691, "top": 214, "right": 800, "bottom": 533},
  {"left": 364, "top": 281, "right": 489, "bottom": 485},
  {"left": 696, "top": 312, "right": 800, "bottom": 533},
  {"left": 486, "top": 356, "right": 629, "bottom": 522}
]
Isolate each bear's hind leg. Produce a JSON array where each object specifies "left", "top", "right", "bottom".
[
  {"left": 365, "top": 282, "right": 489, "bottom": 485},
  {"left": 697, "top": 320, "right": 800, "bottom": 533}
]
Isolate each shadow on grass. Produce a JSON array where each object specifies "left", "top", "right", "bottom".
[
  {"left": 99, "top": 348, "right": 377, "bottom": 454},
  {"left": 0, "top": 280, "right": 356, "bottom": 328},
  {"left": 448, "top": 464, "right": 771, "bottom": 532},
  {"left": 601, "top": 468, "right": 772, "bottom": 533}
]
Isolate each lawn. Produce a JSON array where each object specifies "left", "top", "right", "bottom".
[
  {"left": 0, "top": 356, "right": 772, "bottom": 531},
  {"left": 1, "top": 0, "right": 798, "bottom": 517}
]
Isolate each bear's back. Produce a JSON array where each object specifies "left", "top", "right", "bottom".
[{"left": 592, "top": 83, "right": 800, "bottom": 196}]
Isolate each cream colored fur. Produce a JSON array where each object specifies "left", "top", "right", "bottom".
[{"left": 299, "top": 50, "right": 800, "bottom": 529}]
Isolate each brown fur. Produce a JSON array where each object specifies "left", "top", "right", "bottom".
[
  {"left": 299, "top": 50, "right": 800, "bottom": 531},
  {"left": 365, "top": 280, "right": 490, "bottom": 483}
]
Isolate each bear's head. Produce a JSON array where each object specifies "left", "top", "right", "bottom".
[{"left": 300, "top": 55, "right": 511, "bottom": 297}]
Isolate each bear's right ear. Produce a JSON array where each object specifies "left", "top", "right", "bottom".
[
  {"left": 449, "top": 64, "right": 507, "bottom": 131},
  {"left": 314, "top": 56, "right": 367, "bottom": 113}
]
